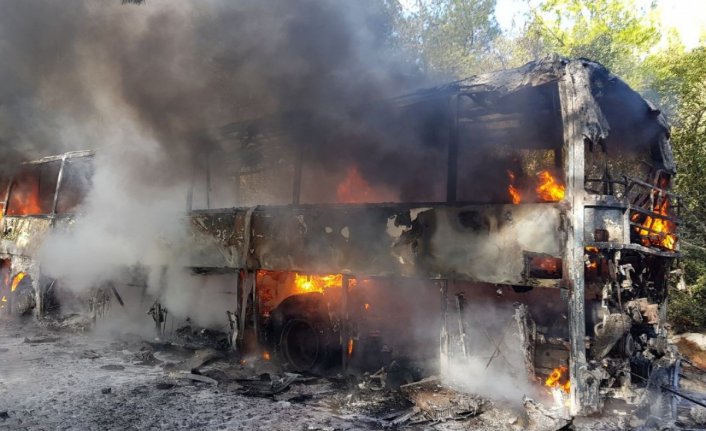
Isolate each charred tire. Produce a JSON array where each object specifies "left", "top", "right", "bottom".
[
  {"left": 267, "top": 293, "right": 339, "bottom": 373},
  {"left": 13, "top": 277, "right": 36, "bottom": 316}
]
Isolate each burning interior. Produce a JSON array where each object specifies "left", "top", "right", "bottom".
[{"left": 0, "top": 57, "right": 680, "bottom": 417}]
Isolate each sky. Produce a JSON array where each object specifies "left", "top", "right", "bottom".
[{"left": 494, "top": 0, "right": 706, "bottom": 49}]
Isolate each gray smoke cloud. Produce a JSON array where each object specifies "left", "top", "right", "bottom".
[
  {"left": 0, "top": 0, "right": 427, "bottom": 328},
  {"left": 0, "top": 0, "right": 421, "bottom": 175}
]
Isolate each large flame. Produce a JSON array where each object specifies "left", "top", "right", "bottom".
[
  {"left": 337, "top": 166, "right": 373, "bottom": 203},
  {"left": 7, "top": 181, "right": 42, "bottom": 216},
  {"left": 11, "top": 272, "right": 25, "bottom": 292},
  {"left": 336, "top": 165, "right": 397, "bottom": 203},
  {"left": 545, "top": 366, "right": 570, "bottom": 393},
  {"left": 536, "top": 170, "right": 565, "bottom": 202},
  {"left": 632, "top": 198, "right": 677, "bottom": 250},
  {"left": 293, "top": 273, "right": 343, "bottom": 294},
  {"left": 507, "top": 170, "right": 565, "bottom": 204},
  {"left": 507, "top": 170, "right": 521, "bottom": 205}
]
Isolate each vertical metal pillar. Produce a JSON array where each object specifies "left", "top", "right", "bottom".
[
  {"left": 439, "top": 279, "right": 450, "bottom": 377},
  {"left": 341, "top": 275, "right": 351, "bottom": 372},
  {"left": 558, "top": 61, "right": 600, "bottom": 415}
]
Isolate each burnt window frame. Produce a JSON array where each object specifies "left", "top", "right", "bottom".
[
  {"left": 188, "top": 84, "right": 566, "bottom": 211},
  {"left": 55, "top": 155, "right": 94, "bottom": 215},
  {"left": 3, "top": 152, "right": 94, "bottom": 218},
  {"left": 452, "top": 82, "right": 565, "bottom": 205},
  {"left": 5, "top": 160, "right": 62, "bottom": 217}
]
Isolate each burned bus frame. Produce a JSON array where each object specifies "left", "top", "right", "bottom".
[
  {"left": 0, "top": 150, "right": 95, "bottom": 317},
  {"left": 187, "top": 57, "right": 679, "bottom": 415},
  {"left": 0, "top": 58, "right": 678, "bottom": 417}
]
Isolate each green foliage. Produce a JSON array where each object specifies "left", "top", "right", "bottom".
[
  {"left": 669, "top": 283, "right": 706, "bottom": 332},
  {"left": 522, "top": 0, "right": 661, "bottom": 85},
  {"left": 645, "top": 47, "right": 706, "bottom": 330},
  {"left": 394, "top": 0, "right": 502, "bottom": 77}
]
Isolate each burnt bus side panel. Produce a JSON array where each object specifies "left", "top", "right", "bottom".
[
  {"left": 0, "top": 217, "right": 54, "bottom": 257},
  {"left": 189, "top": 203, "right": 564, "bottom": 286}
]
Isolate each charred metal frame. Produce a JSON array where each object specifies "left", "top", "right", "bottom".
[
  {"left": 185, "top": 57, "right": 679, "bottom": 416},
  {"left": 0, "top": 150, "right": 95, "bottom": 317},
  {"left": 0, "top": 58, "right": 679, "bottom": 417}
]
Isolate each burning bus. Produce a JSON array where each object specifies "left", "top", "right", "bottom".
[
  {"left": 185, "top": 57, "right": 680, "bottom": 415},
  {"left": 0, "top": 57, "right": 680, "bottom": 415},
  {"left": 0, "top": 150, "right": 94, "bottom": 317}
]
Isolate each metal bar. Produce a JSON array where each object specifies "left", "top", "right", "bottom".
[
  {"left": 559, "top": 61, "right": 591, "bottom": 416},
  {"left": 626, "top": 176, "right": 680, "bottom": 198},
  {"left": 341, "top": 275, "right": 351, "bottom": 372},
  {"left": 2, "top": 177, "right": 11, "bottom": 217},
  {"left": 51, "top": 155, "right": 67, "bottom": 217},
  {"left": 440, "top": 280, "right": 449, "bottom": 376},
  {"left": 238, "top": 270, "right": 252, "bottom": 341},
  {"left": 631, "top": 371, "right": 706, "bottom": 409},
  {"left": 629, "top": 206, "right": 680, "bottom": 223},
  {"left": 455, "top": 293, "right": 468, "bottom": 358},
  {"left": 629, "top": 222, "right": 680, "bottom": 236},
  {"left": 250, "top": 271, "right": 260, "bottom": 345}
]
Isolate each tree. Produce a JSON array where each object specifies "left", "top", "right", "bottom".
[
  {"left": 520, "top": 0, "right": 661, "bottom": 85},
  {"left": 394, "top": 0, "right": 502, "bottom": 78},
  {"left": 645, "top": 46, "right": 706, "bottom": 330}
]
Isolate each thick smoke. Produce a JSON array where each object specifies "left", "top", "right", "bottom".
[
  {"left": 443, "top": 302, "right": 540, "bottom": 404},
  {"left": 0, "top": 0, "right": 425, "bottom": 313}
]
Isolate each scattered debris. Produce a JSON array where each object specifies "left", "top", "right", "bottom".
[
  {"left": 690, "top": 405, "right": 706, "bottom": 425},
  {"left": 169, "top": 371, "right": 219, "bottom": 386},
  {"left": 181, "top": 348, "right": 224, "bottom": 373},
  {"left": 522, "top": 397, "right": 571, "bottom": 431},
  {"left": 393, "top": 377, "right": 487, "bottom": 424},
  {"left": 23, "top": 336, "right": 61, "bottom": 344},
  {"left": 100, "top": 364, "right": 125, "bottom": 371},
  {"left": 238, "top": 373, "right": 300, "bottom": 397},
  {"left": 81, "top": 349, "right": 101, "bottom": 359}
]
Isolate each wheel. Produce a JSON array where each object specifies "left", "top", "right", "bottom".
[{"left": 267, "top": 293, "right": 339, "bottom": 373}]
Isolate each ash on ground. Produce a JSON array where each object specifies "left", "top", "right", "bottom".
[{"left": 1, "top": 319, "right": 704, "bottom": 430}]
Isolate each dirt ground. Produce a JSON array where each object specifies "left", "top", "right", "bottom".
[
  {"left": 1, "top": 318, "right": 704, "bottom": 431},
  {"left": 0, "top": 319, "right": 364, "bottom": 431}
]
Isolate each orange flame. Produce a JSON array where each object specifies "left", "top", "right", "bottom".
[
  {"left": 337, "top": 166, "right": 372, "bottom": 203},
  {"left": 262, "top": 351, "right": 271, "bottom": 361},
  {"left": 7, "top": 177, "right": 42, "bottom": 216},
  {"left": 336, "top": 165, "right": 396, "bottom": 203},
  {"left": 536, "top": 170, "right": 565, "bottom": 202},
  {"left": 293, "top": 273, "right": 343, "bottom": 294},
  {"left": 347, "top": 338, "right": 354, "bottom": 357},
  {"left": 632, "top": 199, "right": 677, "bottom": 250},
  {"left": 1, "top": 296, "right": 6, "bottom": 303},
  {"left": 507, "top": 170, "right": 521, "bottom": 205},
  {"left": 507, "top": 170, "right": 564, "bottom": 204},
  {"left": 545, "top": 366, "right": 570, "bottom": 393},
  {"left": 11, "top": 272, "right": 25, "bottom": 292}
]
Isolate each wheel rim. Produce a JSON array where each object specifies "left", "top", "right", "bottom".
[{"left": 280, "top": 318, "right": 320, "bottom": 371}]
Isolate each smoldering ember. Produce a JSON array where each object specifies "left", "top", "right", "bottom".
[{"left": 2, "top": 1, "right": 706, "bottom": 431}]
